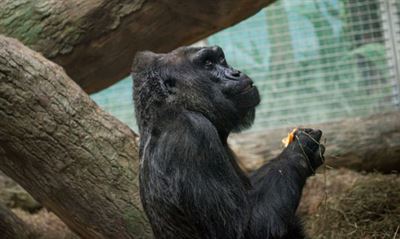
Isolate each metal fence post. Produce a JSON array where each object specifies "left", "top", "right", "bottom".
[{"left": 381, "top": 0, "right": 400, "bottom": 109}]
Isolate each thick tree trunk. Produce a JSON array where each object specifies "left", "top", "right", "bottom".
[
  {"left": 233, "top": 111, "right": 400, "bottom": 173},
  {"left": 0, "top": 203, "right": 33, "bottom": 239},
  {"left": 0, "top": 0, "right": 275, "bottom": 93},
  {"left": 0, "top": 35, "right": 151, "bottom": 239}
]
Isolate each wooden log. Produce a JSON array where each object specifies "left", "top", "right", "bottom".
[
  {"left": 0, "top": 35, "right": 151, "bottom": 239},
  {"left": 232, "top": 111, "right": 400, "bottom": 173},
  {"left": 0, "top": 0, "right": 275, "bottom": 93}
]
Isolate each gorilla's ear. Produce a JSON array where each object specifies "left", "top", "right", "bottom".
[{"left": 132, "top": 51, "right": 160, "bottom": 74}]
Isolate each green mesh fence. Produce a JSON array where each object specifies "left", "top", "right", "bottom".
[
  {"left": 91, "top": 78, "right": 138, "bottom": 131},
  {"left": 91, "top": 0, "right": 400, "bottom": 131}
]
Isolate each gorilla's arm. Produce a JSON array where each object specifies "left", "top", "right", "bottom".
[
  {"left": 245, "top": 153, "right": 309, "bottom": 238},
  {"left": 145, "top": 111, "right": 249, "bottom": 239},
  {"left": 244, "top": 130, "right": 324, "bottom": 239}
]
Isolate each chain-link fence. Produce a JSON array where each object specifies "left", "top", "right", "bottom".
[{"left": 91, "top": 0, "right": 400, "bottom": 132}]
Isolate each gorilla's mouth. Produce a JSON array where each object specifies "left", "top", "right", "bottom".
[
  {"left": 235, "top": 85, "right": 260, "bottom": 108},
  {"left": 222, "top": 78, "right": 260, "bottom": 108},
  {"left": 240, "top": 84, "right": 255, "bottom": 94}
]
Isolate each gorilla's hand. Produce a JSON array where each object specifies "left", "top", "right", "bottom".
[{"left": 286, "top": 128, "right": 325, "bottom": 174}]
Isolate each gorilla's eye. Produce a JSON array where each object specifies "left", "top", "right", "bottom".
[
  {"left": 219, "top": 57, "right": 226, "bottom": 64},
  {"left": 204, "top": 59, "right": 213, "bottom": 67}
]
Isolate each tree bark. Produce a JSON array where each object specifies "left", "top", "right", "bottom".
[
  {"left": 0, "top": 0, "right": 275, "bottom": 93},
  {"left": 232, "top": 111, "right": 400, "bottom": 173},
  {"left": 0, "top": 203, "right": 33, "bottom": 239},
  {"left": 0, "top": 35, "right": 151, "bottom": 239}
]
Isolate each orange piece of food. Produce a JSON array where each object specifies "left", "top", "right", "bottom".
[{"left": 282, "top": 128, "right": 298, "bottom": 147}]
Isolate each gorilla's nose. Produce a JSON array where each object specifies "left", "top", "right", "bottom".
[{"left": 225, "top": 68, "right": 241, "bottom": 80}]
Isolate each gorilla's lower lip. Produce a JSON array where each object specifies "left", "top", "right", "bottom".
[{"left": 240, "top": 85, "right": 255, "bottom": 94}]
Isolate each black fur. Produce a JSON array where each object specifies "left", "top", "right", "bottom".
[{"left": 132, "top": 46, "right": 325, "bottom": 239}]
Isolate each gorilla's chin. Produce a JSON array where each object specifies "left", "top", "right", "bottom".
[{"left": 232, "top": 108, "right": 256, "bottom": 133}]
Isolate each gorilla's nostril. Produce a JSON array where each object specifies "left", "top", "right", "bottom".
[
  {"left": 231, "top": 70, "right": 241, "bottom": 77},
  {"left": 225, "top": 68, "right": 241, "bottom": 79}
]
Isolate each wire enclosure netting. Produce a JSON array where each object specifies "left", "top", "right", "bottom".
[
  {"left": 91, "top": 0, "right": 400, "bottom": 132},
  {"left": 91, "top": 79, "right": 138, "bottom": 130}
]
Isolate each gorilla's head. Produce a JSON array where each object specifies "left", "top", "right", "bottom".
[{"left": 132, "top": 46, "right": 260, "bottom": 136}]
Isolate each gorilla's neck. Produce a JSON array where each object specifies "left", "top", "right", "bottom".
[{"left": 139, "top": 104, "right": 236, "bottom": 147}]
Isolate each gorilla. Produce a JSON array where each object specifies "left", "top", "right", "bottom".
[{"left": 132, "top": 46, "right": 325, "bottom": 239}]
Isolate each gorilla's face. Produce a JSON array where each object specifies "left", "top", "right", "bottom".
[
  {"left": 132, "top": 46, "right": 260, "bottom": 134},
  {"left": 187, "top": 46, "right": 260, "bottom": 109}
]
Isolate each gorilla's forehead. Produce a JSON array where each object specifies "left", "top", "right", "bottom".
[
  {"left": 132, "top": 46, "right": 224, "bottom": 75},
  {"left": 173, "top": 46, "right": 222, "bottom": 56},
  {"left": 163, "top": 46, "right": 201, "bottom": 61},
  {"left": 151, "top": 47, "right": 195, "bottom": 66}
]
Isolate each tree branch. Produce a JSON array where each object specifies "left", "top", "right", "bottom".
[
  {"left": 0, "top": 35, "right": 151, "bottom": 239},
  {"left": 0, "top": 0, "right": 275, "bottom": 93}
]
